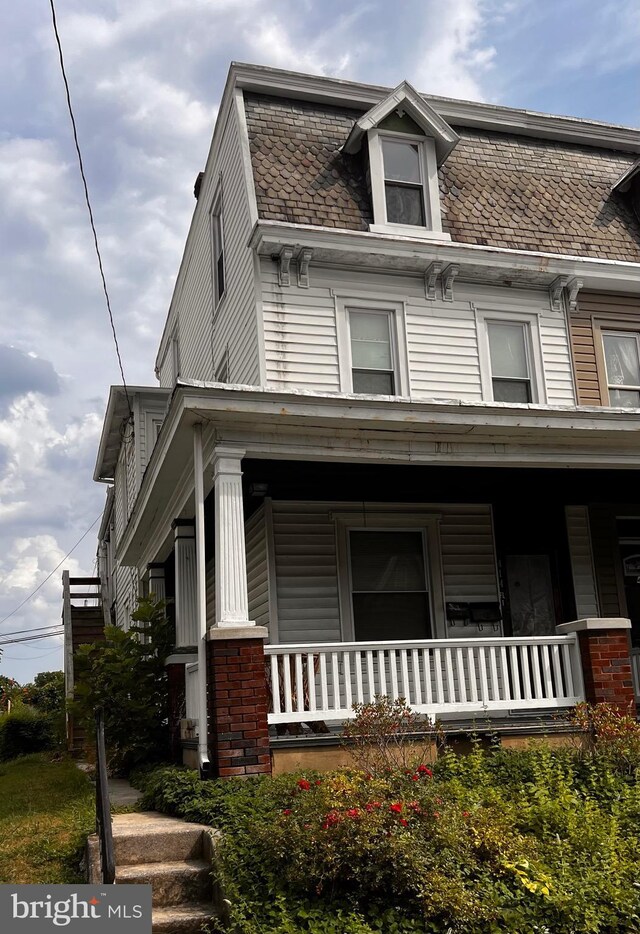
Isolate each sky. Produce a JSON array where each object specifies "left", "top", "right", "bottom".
[{"left": 0, "top": 0, "right": 639, "bottom": 684}]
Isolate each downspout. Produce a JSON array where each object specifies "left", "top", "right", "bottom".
[{"left": 193, "top": 423, "right": 210, "bottom": 775}]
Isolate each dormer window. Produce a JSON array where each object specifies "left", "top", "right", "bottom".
[
  {"left": 343, "top": 80, "right": 458, "bottom": 242},
  {"left": 382, "top": 138, "right": 426, "bottom": 226}
]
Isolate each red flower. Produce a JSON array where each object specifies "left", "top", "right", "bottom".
[
  {"left": 297, "top": 779, "right": 311, "bottom": 790},
  {"left": 417, "top": 764, "right": 433, "bottom": 777},
  {"left": 433, "top": 811, "right": 440, "bottom": 819},
  {"left": 411, "top": 774, "right": 419, "bottom": 781},
  {"left": 389, "top": 803, "right": 403, "bottom": 813},
  {"left": 346, "top": 808, "right": 360, "bottom": 819},
  {"left": 314, "top": 779, "right": 322, "bottom": 785},
  {"left": 462, "top": 811, "right": 470, "bottom": 818},
  {"left": 399, "top": 818, "right": 409, "bottom": 827},
  {"left": 282, "top": 809, "right": 292, "bottom": 816}
]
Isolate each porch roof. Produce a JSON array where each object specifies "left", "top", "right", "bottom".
[{"left": 116, "top": 382, "right": 640, "bottom": 568}]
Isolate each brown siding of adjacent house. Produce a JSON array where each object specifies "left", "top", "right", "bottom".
[{"left": 570, "top": 292, "right": 640, "bottom": 406}]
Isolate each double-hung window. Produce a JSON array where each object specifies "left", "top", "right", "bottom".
[
  {"left": 602, "top": 331, "right": 640, "bottom": 407},
  {"left": 349, "top": 529, "right": 431, "bottom": 641},
  {"left": 211, "top": 189, "right": 225, "bottom": 308},
  {"left": 382, "top": 138, "right": 426, "bottom": 227},
  {"left": 349, "top": 310, "right": 395, "bottom": 394},
  {"left": 477, "top": 310, "right": 546, "bottom": 405},
  {"left": 487, "top": 321, "right": 533, "bottom": 403}
]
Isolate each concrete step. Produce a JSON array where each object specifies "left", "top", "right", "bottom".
[
  {"left": 152, "top": 903, "right": 219, "bottom": 934},
  {"left": 111, "top": 813, "right": 210, "bottom": 866},
  {"left": 117, "top": 860, "right": 212, "bottom": 908}
]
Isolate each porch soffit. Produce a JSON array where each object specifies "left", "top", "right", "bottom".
[{"left": 117, "top": 384, "right": 640, "bottom": 569}]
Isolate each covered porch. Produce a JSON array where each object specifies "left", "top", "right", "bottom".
[{"left": 116, "top": 385, "right": 640, "bottom": 772}]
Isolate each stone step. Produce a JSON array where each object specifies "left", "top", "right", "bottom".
[
  {"left": 152, "top": 903, "right": 218, "bottom": 934},
  {"left": 111, "top": 813, "right": 210, "bottom": 866},
  {"left": 117, "top": 860, "right": 212, "bottom": 908}
]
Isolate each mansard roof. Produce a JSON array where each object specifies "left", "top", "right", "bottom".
[{"left": 244, "top": 91, "right": 640, "bottom": 262}]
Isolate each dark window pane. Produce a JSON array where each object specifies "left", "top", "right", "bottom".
[
  {"left": 385, "top": 184, "right": 425, "bottom": 226},
  {"left": 216, "top": 253, "right": 225, "bottom": 302},
  {"left": 350, "top": 531, "right": 426, "bottom": 592},
  {"left": 352, "top": 370, "right": 394, "bottom": 394},
  {"left": 353, "top": 593, "right": 431, "bottom": 641},
  {"left": 492, "top": 379, "right": 531, "bottom": 403}
]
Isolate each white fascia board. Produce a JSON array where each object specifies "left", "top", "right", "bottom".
[
  {"left": 342, "top": 81, "right": 459, "bottom": 164},
  {"left": 231, "top": 62, "right": 640, "bottom": 153},
  {"left": 97, "top": 486, "right": 115, "bottom": 542},
  {"left": 93, "top": 385, "right": 171, "bottom": 483},
  {"left": 250, "top": 220, "right": 640, "bottom": 291}
]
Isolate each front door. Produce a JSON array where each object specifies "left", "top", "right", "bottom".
[{"left": 504, "top": 554, "right": 557, "bottom": 636}]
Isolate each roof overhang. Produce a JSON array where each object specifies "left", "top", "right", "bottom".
[
  {"left": 117, "top": 382, "right": 640, "bottom": 568},
  {"left": 231, "top": 62, "right": 640, "bottom": 154},
  {"left": 342, "top": 80, "right": 459, "bottom": 165},
  {"left": 612, "top": 157, "right": 640, "bottom": 193},
  {"left": 93, "top": 385, "right": 171, "bottom": 483},
  {"left": 250, "top": 219, "right": 640, "bottom": 293}
]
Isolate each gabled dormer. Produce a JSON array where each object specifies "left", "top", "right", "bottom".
[{"left": 343, "top": 81, "right": 458, "bottom": 240}]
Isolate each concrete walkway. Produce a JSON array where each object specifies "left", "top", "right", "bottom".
[{"left": 76, "top": 762, "right": 143, "bottom": 808}]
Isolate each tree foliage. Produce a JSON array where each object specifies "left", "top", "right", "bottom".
[{"left": 71, "top": 597, "right": 172, "bottom": 774}]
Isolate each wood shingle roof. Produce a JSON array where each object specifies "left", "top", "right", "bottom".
[{"left": 244, "top": 92, "right": 640, "bottom": 262}]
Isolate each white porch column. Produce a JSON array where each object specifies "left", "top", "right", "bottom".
[
  {"left": 193, "top": 424, "right": 210, "bottom": 772},
  {"left": 147, "top": 563, "right": 166, "bottom": 602},
  {"left": 212, "top": 444, "right": 253, "bottom": 628},
  {"left": 173, "top": 521, "right": 198, "bottom": 646}
]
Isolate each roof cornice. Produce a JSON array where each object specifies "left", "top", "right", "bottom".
[
  {"left": 231, "top": 61, "right": 640, "bottom": 153},
  {"left": 250, "top": 220, "right": 640, "bottom": 292}
]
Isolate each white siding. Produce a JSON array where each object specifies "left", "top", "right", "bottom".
[
  {"left": 246, "top": 506, "right": 270, "bottom": 628},
  {"left": 272, "top": 503, "right": 342, "bottom": 644},
  {"left": 566, "top": 505, "right": 600, "bottom": 618},
  {"left": 114, "top": 565, "right": 139, "bottom": 631},
  {"left": 271, "top": 501, "right": 499, "bottom": 645},
  {"left": 157, "top": 102, "right": 259, "bottom": 388},
  {"left": 439, "top": 507, "right": 498, "bottom": 601},
  {"left": 261, "top": 265, "right": 576, "bottom": 406}
]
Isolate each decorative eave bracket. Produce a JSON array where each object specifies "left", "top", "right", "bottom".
[
  {"left": 549, "top": 275, "right": 569, "bottom": 313},
  {"left": 277, "top": 246, "right": 293, "bottom": 287},
  {"left": 276, "top": 246, "right": 313, "bottom": 288},
  {"left": 297, "top": 248, "right": 313, "bottom": 288},
  {"left": 441, "top": 264, "right": 460, "bottom": 302},
  {"left": 549, "top": 275, "right": 582, "bottom": 313},
  {"left": 424, "top": 262, "right": 442, "bottom": 300}
]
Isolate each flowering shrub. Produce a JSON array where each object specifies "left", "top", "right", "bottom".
[
  {"left": 342, "top": 695, "right": 439, "bottom": 776},
  {"left": 138, "top": 711, "right": 640, "bottom": 933},
  {"left": 569, "top": 701, "right": 640, "bottom": 774}
]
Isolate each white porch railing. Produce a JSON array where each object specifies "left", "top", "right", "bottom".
[
  {"left": 632, "top": 648, "right": 640, "bottom": 704},
  {"left": 265, "top": 636, "right": 585, "bottom": 725}
]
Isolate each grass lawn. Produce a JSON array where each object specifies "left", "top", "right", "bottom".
[{"left": 0, "top": 753, "right": 94, "bottom": 883}]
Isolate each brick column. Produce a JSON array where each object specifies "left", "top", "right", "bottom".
[
  {"left": 556, "top": 618, "right": 635, "bottom": 709},
  {"left": 207, "top": 628, "right": 271, "bottom": 778}
]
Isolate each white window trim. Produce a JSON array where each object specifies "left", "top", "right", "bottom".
[
  {"left": 334, "top": 512, "right": 446, "bottom": 641},
  {"left": 210, "top": 184, "right": 226, "bottom": 315},
  {"left": 335, "top": 295, "right": 410, "bottom": 397},
  {"left": 367, "top": 128, "right": 450, "bottom": 241},
  {"left": 476, "top": 307, "right": 547, "bottom": 405}
]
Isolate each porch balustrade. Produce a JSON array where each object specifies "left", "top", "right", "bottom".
[
  {"left": 265, "top": 636, "right": 585, "bottom": 726},
  {"left": 632, "top": 648, "right": 640, "bottom": 703}
]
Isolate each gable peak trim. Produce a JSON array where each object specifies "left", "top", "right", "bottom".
[{"left": 342, "top": 80, "right": 459, "bottom": 164}]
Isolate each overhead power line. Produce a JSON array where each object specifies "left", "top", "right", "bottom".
[
  {"left": 0, "top": 631, "right": 64, "bottom": 648},
  {"left": 0, "top": 623, "right": 65, "bottom": 639},
  {"left": 0, "top": 514, "right": 101, "bottom": 628},
  {"left": 48, "top": 0, "right": 133, "bottom": 420}
]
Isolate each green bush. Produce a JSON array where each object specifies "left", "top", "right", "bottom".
[
  {"left": 0, "top": 707, "right": 55, "bottom": 762},
  {"left": 137, "top": 736, "right": 640, "bottom": 934},
  {"left": 71, "top": 597, "right": 172, "bottom": 774}
]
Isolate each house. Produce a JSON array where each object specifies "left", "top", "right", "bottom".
[{"left": 65, "top": 62, "right": 640, "bottom": 777}]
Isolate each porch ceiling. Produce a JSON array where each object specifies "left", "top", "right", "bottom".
[{"left": 117, "top": 383, "right": 640, "bottom": 568}]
